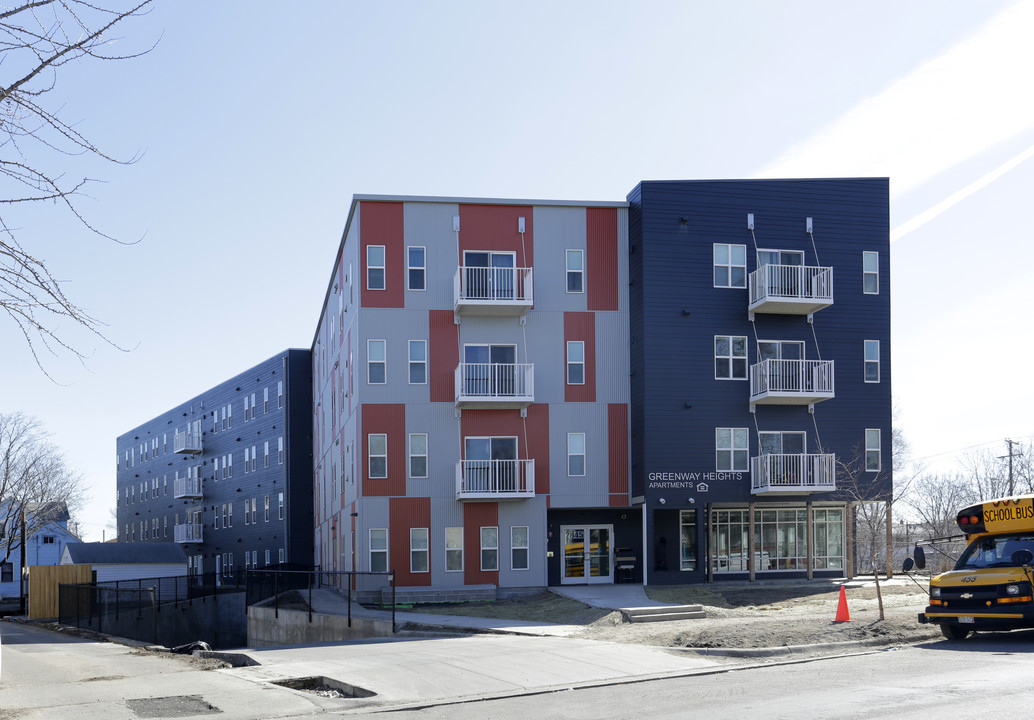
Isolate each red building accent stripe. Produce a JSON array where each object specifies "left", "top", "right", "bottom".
[
  {"left": 360, "top": 201, "right": 405, "bottom": 309},
  {"left": 587, "top": 207, "right": 619, "bottom": 311},
  {"left": 564, "top": 312, "right": 596, "bottom": 403},
  {"left": 390, "top": 497, "right": 431, "bottom": 587},
  {"left": 458, "top": 204, "right": 534, "bottom": 268},
  {"left": 361, "top": 404, "right": 406, "bottom": 497},
  {"left": 608, "top": 403, "right": 629, "bottom": 506},
  {"left": 463, "top": 502, "right": 499, "bottom": 586},
  {"left": 429, "top": 310, "right": 458, "bottom": 403}
]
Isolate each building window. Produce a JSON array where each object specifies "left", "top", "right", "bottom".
[
  {"left": 368, "top": 340, "right": 386, "bottom": 384},
  {"left": 567, "top": 433, "right": 586, "bottom": 476},
  {"left": 716, "top": 428, "right": 749, "bottom": 471},
  {"left": 863, "top": 251, "right": 879, "bottom": 294},
  {"left": 278, "top": 436, "right": 284, "bottom": 464},
  {"left": 369, "top": 434, "right": 387, "bottom": 478},
  {"left": 264, "top": 495, "right": 270, "bottom": 522},
  {"left": 244, "top": 448, "right": 250, "bottom": 474},
  {"left": 445, "top": 527, "right": 463, "bottom": 572},
  {"left": 813, "top": 508, "right": 844, "bottom": 569},
  {"left": 244, "top": 499, "right": 251, "bottom": 525},
  {"left": 715, "top": 335, "right": 747, "bottom": 380},
  {"left": 250, "top": 445, "right": 257, "bottom": 472},
  {"left": 753, "top": 508, "right": 808, "bottom": 571},
  {"left": 370, "top": 529, "right": 388, "bottom": 572},
  {"left": 566, "top": 249, "right": 583, "bottom": 293},
  {"left": 228, "top": 503, "right": 233, "bottom": 527},
  {"left": 43, "top": 535, "right": 55, "bottom": 544},
  {"left": 264, "top": 441, "right": 270, "bottom": 468},
  {"left": 680, "top": 510, "right": 697, "bottom": 571},
  {"left": 511, "top": 526, "right": 529, "bottom": 570},
  {"left": 411, "top": 528, "right": 429, "bottom": 573},
  {"left": 409, "top": 433, "right": 427, "bottom": 478},
  {"left": 278, "top": 380, "right": 283, "bottom": 408},
  {"left": 278, "top": 492, "right": 284, "bottom": 520},
  {"left": 227, "top": 452, "right": 233, "bottom": 478},
  {"left": 265, "top": 549, "right": 270, "bottom": 566},
  {"left": 864, "top": 340, "right": 880, "bottom": 382},
  {"left": 409, "top": 340, "right": 427, "bottom": 384},
  {"left": 481, "top": 526, "right": 498, "bottom": 571},
  {"left": 227, "top": 403, "right": 232, "bottom": 428},
  {"left": 865, "top": 429, "right": 881, "bottom": 472},
  {"left": 714, "top": 243, "right": 747, "bottom": 288},
  {"left": 251, "top": 497, "right": 257, "bottom": 525},
  {"left": 244, "top": 395, "right": 250, "bottom": 421},
  {"left": 367, "top": 245, "right": 385, "bottom": 290},
  {"left": 1, "top": 562, "right": 13, "bottom": 583},
  {"left": 264, "top": 387, "right": 269, "bottom": 414},
  {"left": 279, "top": 548, "right": 285, "bottom": 564},
  {"left": 566, "top": 341, "right": 585, "bottom": 384},
  {"left": 408, "top": 246, "right": 426, "bottom": 291},
  {"left": 163, "top": 517, "right": 168, "bottom": 537}
]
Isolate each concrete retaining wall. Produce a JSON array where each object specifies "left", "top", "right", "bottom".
[{"left": 248, "top": 605, "right": 394, "bottom": 647}]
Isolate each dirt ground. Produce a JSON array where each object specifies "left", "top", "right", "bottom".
[{"left": 408, "top": 579, "right": 943, "bottom": 650}]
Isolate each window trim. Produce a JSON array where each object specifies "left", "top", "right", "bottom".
[
  {"left": 865, "top": 428, "right": 882, "bottom": 472},
  {"left": 408, "top": 339, "right": 427, "bottom": 385},
  {"left": 713, "top": 243, "right": 747, "bottom": 289},
  {"left": 566, "top": 340, "right": 585, "bottom": 385},
  {"left": 369, "top": 433, "right": 388, "bottom": 479},
  {"left": 510, "top": 526, "right": 530, "bottom": 571},
  {"left": 410, "top": 527, "right": 430, "bottom": 573},
  {"left": 368, "top": 339, "right": 387, "bottom": 385},
  {"left": 445, "top": 527, "right": 463, "bottom": 572},
  {"left": 566, "top": 248, "right": 584, "bottom": 294},
  {"left": 367, "top": 244, "right": 386, "bottom": 290},
  {"left": 480, "top": 526, "right": 499, "bottom": 572},
  {"left": 567, "top": 432, "right": 586, "bottom": 477},
  {"left": 864, "top": 339, "right": 880, "bottom": 383},
  {"left": 715, "top": 427, "right": 749, "bottom": 472},
  {"left": 407, "top": 245, "right": 426, "bottom": 291},
  {"left": 714, "top": 335, "right": 748, "bottom": 380},
  {"left": 409, "top": 433, "right": 428, "bottom": 479},
  {"left": 370, "top": 528, "right": 388, "bottom": 573},
  {"left": 863, "top": 251, "right": 879, "bottom": 295}
]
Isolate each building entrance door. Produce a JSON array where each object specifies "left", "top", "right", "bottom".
[{"left": 560, "top": 525, "right": 614, "bottom": 584}]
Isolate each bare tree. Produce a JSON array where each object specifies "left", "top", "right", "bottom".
[
  {"left": 1, "top": 0, "right": 155, "bottom": 373},
  {"left": 899, "top": 472, "right": 976, "bottom": 574},
  {"left": 0, "top": 411, "right": 87, "bottom": 565}
]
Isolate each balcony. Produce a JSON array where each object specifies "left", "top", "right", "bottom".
[
  {"left": 748, "top": 264, "right": 833, "bottom": 316},
  {"left": 454, "top": 362, "right": 534, "bottom": 409},
  {"left": 750, "top": 359, "right": 835, "bottom": 406},
  {"left": 174, "top": 523, "right": 203, "bottom": 543},
  {"left": 750, "top": 453, "right": 836, "bottom": 495},
  {"left": 454, "top": 266, "right": 533, "bottom": 316},
  {"left": 456, "top": 459, "right": 535, "bottom": 501},
  {"left": 173, "top": 427, "right": 202, "bottom": 454},
  {"left": 174, "top": 471, "right": 203, "bottom": 499}
]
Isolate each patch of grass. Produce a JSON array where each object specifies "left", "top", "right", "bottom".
[{"left": 406, "top": 591, "right": 612, "bottom": 625}]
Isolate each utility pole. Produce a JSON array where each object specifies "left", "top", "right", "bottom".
[{"left": 1000, "top": 439, "right": 1022, "bottom": 495}]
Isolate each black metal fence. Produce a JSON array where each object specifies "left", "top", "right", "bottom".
[{"left": 246, "top": 569, "right": 396, "bottom": 632}]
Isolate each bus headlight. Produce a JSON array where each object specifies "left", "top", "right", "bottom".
[
  {"left": 1006, "top": 584, "right": 1020, "bottom": 596},
  {"left": 930, "top": 587, "right": 941, "bottom": 598}
]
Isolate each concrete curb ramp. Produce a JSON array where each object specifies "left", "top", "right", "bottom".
[{"left": 622, "top": 604, "right": 708, "bottom": 622}]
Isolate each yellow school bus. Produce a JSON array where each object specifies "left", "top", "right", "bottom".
[{"left": 909, "top": 495, "right": 1034, "bottom": 640}]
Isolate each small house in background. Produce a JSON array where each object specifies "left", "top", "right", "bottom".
[
  {"left": 61, "top": 542, "right": 188, "bottom": 583},
  {"left": 1, "top": 501, "right": 80, "bottom": 600}
]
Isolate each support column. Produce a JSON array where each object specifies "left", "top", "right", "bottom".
[
  {"left": 706, "top": 503, "right": 713, "bottom": 583},
  {"left": 846, "top": 502, "right": 855, "bottom": 580},
  {"left": 806, "top": 501, "right": 814, "bottom": 581},
  {"left": 885, "top": 502, "right": 894, "bottom": 579},
  {"left": 748, "top": 502, "right": 756, "bottom": 582}
]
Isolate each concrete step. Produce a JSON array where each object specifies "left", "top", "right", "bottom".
[{"left": 621, "top": 604, "right": 707, "bottom": 623}]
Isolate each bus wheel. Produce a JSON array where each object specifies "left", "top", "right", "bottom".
[{"left": 940, "top": 625, "right": 971, "bottom": 641}]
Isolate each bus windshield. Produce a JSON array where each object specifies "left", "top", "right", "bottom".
[{"left": 956, "top": 534, "right": 1034, "bottom": 570}]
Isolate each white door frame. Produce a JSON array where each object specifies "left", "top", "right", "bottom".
[{"left": 560, "top": 524, "right": 614, "bottom": 585}]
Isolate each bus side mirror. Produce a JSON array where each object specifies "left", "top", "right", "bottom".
[
  {"left": 1011, "top": 549, "right": 1033, "bottom": 566},
  {"left": 913, "top": 546, "right": 926, "bottom": 571},
  {"left": 902, "top": 557, "right": 914, "bottom": 572}
]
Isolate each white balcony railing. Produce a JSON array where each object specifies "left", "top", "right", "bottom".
[
  {"left": 456, "top": 459, "right": 535, "bottom": 500},
  {"left": 174, "top": 523, "right": 204, "bottom": 543},
  {"left": 750, "top": 359, "right": 835, "bottom": 405},
  {"left": 174, "top": 471, "right": 203, "bottom": 499},
  {"left": 454, "top": 266, "right": 533, "bottom": 315},
  {"left": 748, "top": 264, "right": 833, "bottom": 315},
  {"left": 750, "top": 453, "right": 836, "bottom": 495},
  {"left": 173, "top": 423, "right": 203, "bottom": 454},
  {"left": 454, "top": 362, "right": 534, "bottom": 408}
]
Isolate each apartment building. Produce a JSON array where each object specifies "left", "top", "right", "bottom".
[
  {"left": 628, "top": 178, "right": 892, "bottom": 583},
  {"left": 311, "top": 196, "right": 634, "bottom": 598},
  {"left": 115, "top": 349, "right": 314, "bottom": 575}
]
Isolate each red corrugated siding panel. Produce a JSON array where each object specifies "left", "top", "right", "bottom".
[
  {"left": 608, "top": 403, "right": 629, "bottom": 506},
  {"left": 429, "top": 310, "right": 458, "bottom": 402},
  {"left": 526, "top": 404, "right": 550, "bottom": 496},
  {"left": 564, "top": 312, "right": 596, "bottom": 403},
  {"left": 463, "top": 502, "right": 499, "bottom": 586},
  {"left": 458, "top": 205, "right": 534, "bottom": 268},
  {"left": 587, "top": 207, "right": 619, "bottom": 311},
  {"left": 390, "top": 497, "right": 431, "bottom": 587},
  {"left": 361, "top": 404, "right": 406, "bottom": 497},
  {"left": 360, "top": 201, "right": 405, "bottom": 308}
]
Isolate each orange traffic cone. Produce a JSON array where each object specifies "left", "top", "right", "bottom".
[{"left": 832, "top": 586, "right": 853, "bottom": 623}]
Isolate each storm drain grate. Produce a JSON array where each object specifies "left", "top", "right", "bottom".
[
  {"left": 126, "top": 695, "right": 221, "bottom": 718},
  {"left": 271, "top": 676, "right": 376, "bottom": 699}
]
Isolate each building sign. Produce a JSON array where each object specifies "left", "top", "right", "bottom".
[{"left": 647, "top": 471, "right": 743, "bottom": 490}]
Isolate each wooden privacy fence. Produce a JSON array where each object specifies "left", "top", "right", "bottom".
[{"left": 29, "top": 564, "right": 92, "bottom": 619}]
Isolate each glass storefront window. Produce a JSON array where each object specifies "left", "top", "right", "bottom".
[
  {"left": 680, "top": 510, "right": 697, "bottom": 571},
  {"left": 708, "top": 507, "right": 844, "bottom": 572}
]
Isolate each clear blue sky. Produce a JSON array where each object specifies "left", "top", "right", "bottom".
[{"left": 3, "top": 1, "right": 1030, "bottom": 540}]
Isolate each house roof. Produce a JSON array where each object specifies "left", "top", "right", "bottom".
[{"left": 63, "top": 542, "right": 187, "bottom": 565}]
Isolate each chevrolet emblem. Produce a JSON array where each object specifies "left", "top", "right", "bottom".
[{"left": 960, "top": 593, "right": 974, "bottom": 599}]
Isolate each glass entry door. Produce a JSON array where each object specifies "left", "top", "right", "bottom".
[{"left": 561, "top": 525, "right": 614, "bottom": 584}]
